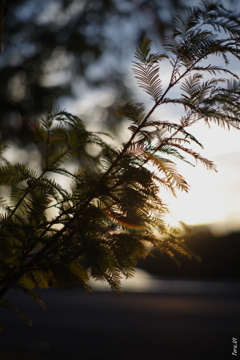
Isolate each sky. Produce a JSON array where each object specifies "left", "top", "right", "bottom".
[
  {"left": 149, "top": 57, "right": 240, "bottom": 233},
  {"left": 67, "top": 91, "right": 240, "bottom": 234},
  {"left": 64, "top": 1, "right": 240, "bottom": 235}
]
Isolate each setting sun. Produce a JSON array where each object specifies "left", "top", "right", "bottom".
[{"left": 163, "top": 213, "right": 180, "bottom": 229}]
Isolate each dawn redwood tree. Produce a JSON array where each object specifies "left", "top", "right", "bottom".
[{"left": 0, "top": 0, "right": 240, "bottom": 327}]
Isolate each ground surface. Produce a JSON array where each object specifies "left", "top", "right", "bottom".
[{"left": 1, "top": 285, "right": 240, "bottom": 360}]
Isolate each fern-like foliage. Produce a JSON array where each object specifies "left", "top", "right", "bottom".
[
  {"left": 133, "top": 38, "right": 168, "bottom": 103},
  {"left": 1, "top": 0, "right": 240, "bottom": 328}
]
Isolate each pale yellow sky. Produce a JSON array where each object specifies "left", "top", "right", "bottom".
[
  {"left": 147, "top": 100, "right": 240, "bottom": 233},
  {"left": 66, "top": 84, "right": 240, "bottom": 234},
  {"left": 155, "top": 113, "right": 240, "bottom": 234},
  {"left": 66, "top": 99, "right": 240, "bottom": 233}
]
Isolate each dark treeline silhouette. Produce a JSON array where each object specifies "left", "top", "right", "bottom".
[{"left": 138, "top": 227, "right": 240, "bottom": 280}]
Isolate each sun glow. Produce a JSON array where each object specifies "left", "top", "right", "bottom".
[
  {"left": 160, "top": 152, "right": 240, "bottom": 233},
  {"left": 163, "top": 213, "right": 180, "bottom": 229}
]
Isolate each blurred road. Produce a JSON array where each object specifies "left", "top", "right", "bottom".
[{"left": 1, "top": 284, "right": 240, "bottom": 360}]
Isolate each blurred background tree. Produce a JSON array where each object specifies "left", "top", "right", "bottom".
[
  {"left": 1, "top": 0, "right": 239, "bottom": 149},
  {"left": 3, "top": 0, "right": 238, "bottom": 150}
]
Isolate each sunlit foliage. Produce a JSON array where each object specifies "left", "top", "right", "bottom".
[{"left": 1, "top": 0, "right": 240, "bottom": 327}]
